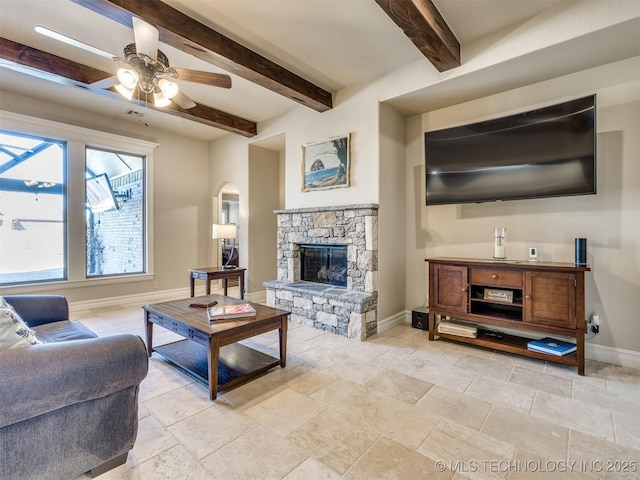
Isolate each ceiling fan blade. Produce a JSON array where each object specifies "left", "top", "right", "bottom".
[
  {"left": 34, "top": 26, "right": 116, "bottom": 59},
  {"left": 173, "top": 68, "right": 232, "bottom": 89},
  {"left": 172, "top": 91, "right": 197, "bottom": 109},
  {"left": 132, "top": 17, "right": 159, "bottom": 60},
  {"left": 91, "top": 76, "right": 118, "bottom": 89}
]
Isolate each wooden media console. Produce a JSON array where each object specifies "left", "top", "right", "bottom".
[{"left": 427, "top": 257, "right": 590, "bottom": 375}]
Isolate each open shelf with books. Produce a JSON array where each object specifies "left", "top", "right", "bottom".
[{"left": 436, "top": 329, "right": 579, "bottom": 367}]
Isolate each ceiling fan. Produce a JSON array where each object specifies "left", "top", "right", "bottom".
[{"left": 35, "top": 17, "right": 232, "bottom": 109}]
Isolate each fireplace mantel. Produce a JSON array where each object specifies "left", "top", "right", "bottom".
[
  {"left": 264, "top": 204, "right": 378, "bottom": 339},
  {"left": 273, "top": 203, "right": 379, "bottom": 216}
]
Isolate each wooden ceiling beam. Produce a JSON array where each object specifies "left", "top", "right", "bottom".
[
  {"left": 0, "top": 37, "right": 257, "bottom": 137},
  {"left": 375, "top": 0, "right": 460, "bottom": 72},
  {"left": 0, "top": 37, "right": 108, "bottom": 85},
  {"left": 71, "top": 0, "right": 333, "bottom": 112}
]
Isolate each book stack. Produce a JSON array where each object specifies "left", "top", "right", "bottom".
[
  {"left": 527, "top": 337, "right": 577, "bottom": 356},
  {"left": 437, "top": 320, "right": 477, "bottom": 338},
  {"left": 206, "top": 303, "right": 257, "bottom": 323}
]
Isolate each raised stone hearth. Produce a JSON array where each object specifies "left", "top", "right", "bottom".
[{"left": 264, "top": 204, "right": 378, "bottom": 339}]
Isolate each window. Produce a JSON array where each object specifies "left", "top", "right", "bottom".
[
  {"left": 0, "top": 131, "right": 66, "bottom": 285},
  {"left": 86, "top": 148, "right": 145, "bottom": 277},
  {"left": 0, "top": 111, "right": 157, "bottom": 289}
]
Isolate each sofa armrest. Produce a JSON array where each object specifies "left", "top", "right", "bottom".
[
  {"left": 0, "top": 334, "right": 149, "bottom": 429},
  {"left": 2, "top": 295, "right": 69, "bottom": 327}
]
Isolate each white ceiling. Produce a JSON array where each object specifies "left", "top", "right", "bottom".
[{"left": 0, "top": 0, "right": 637, "bottom": 141}]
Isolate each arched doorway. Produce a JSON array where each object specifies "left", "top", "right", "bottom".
[{"left": 214, "top": 183, "right": 239, "bottom": 268}]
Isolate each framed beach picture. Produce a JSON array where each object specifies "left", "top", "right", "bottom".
[{"left": 302, "top": 134, "right": 350, "bottom": 192}]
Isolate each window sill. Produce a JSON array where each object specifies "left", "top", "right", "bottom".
[{"left": 0, "top": 273, "right": 155, "bottom": 293}]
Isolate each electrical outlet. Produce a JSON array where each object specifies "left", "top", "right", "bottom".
[
  {"left": 153, "top": 280, "right": 159, "bottom": 289},
  {"left": 591, "top": 312, "right": 600, "bottom": 334}
]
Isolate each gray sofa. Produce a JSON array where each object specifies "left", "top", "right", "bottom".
[{"left": 0, "top": 295, "right": 149, "bottom": 480}]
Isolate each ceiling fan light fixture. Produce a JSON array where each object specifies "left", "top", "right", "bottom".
[
  {"left": 153, "top": 91, "right": 171, "bottom": 108},
  {"left": 34, "top": 18, "right": 229, "bottom": 113},
  {"left": 158, "top": 78, "right": 179, "bottom": 99},
  {"left": 117, "top": 68, "right": 139, "bottom": 89},
  {"left": 115, "top": 84, "right": 135, "bottom": 100}
]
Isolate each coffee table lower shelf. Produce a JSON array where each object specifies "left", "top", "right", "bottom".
[{"left": 154, "top": 339, "right": 280, "bottom": 394}]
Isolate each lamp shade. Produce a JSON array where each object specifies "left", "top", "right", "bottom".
[
  {"left": 117, "top": 68, "right": 139, "bottom": 89},
  {"left": 158, "top": 78, "right": 179, "bottom": 99},
  {"left": 212, "top": 223, "right": 237, "bottom": 240},
  {"left": 153, "top": 91, "right": 171, "bottom": 107}
]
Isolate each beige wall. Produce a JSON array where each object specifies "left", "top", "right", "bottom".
[
  {"left": 152, "top": 131, "right": 211, "bottom": 292},
  {"left": 209, "top": 82, "right": 389, "bottom": 297},
  {"left": 378, "top": 103, "right": 407, "bottom": 320},
  {"left": 405, "top": 58, "right": 640, "bottom": 354},
  {"left": 208, "top": 138, "right": 281, "bottom": 295},
  {"left": 247, "top": 145, "right": 280, "bottom": 293},
  {"left": 209, "top": 134, "right": 250, "bottom": 274},
  {"left": 0, "top": 92, "right": 211, "bottom": 302},
  {"left": 256, "top": 83, "right": 382, "bottom": 210}
]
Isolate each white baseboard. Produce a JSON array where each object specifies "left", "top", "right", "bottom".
[
  {"left": 377, "top": 310, "right": 409, "bottom": 334},
  {"left": 245, "top": 290, "right": 266, "bottom": 304},
  {"left": 69, "top": 286, "right": 265, "bottom": 312},
  {"left": 69, "top": 287, "right": 191, "bottom": 311},
  {"left": 585, "top": 343, "right": 640, "bottom": 370},
  {"left": 376, "top": 311, "right": 639, "bottom": 370}
]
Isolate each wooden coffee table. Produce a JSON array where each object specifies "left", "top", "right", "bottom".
[{"left": 143, "top": 295, "right": 289, "bottom": 400}]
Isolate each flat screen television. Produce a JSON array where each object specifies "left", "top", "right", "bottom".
[{"left": 425, "top": 95, "right": 596, "bottom": 205}]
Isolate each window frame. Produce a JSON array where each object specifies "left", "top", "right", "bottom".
[{"left": 0, "top": 110, "right": 157, "bottom": 292}]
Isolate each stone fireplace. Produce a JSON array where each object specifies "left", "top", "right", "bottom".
[{"left": 264, "top": 204, "right": 378, "bottom": 339}]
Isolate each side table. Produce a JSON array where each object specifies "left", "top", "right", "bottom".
[{"left": 188, "top": 267, "right": 246, "bottom": 299}]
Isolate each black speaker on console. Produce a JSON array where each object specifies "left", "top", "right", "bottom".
[
  {"left": 575, "top": 238, "right": 587, "bottom": 265},
  {"left": 412, "top": 307, "right": 429, "bottom": 330}
]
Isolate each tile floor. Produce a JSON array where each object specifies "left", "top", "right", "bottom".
[{"left": 71, "top": 291, "right": 639, "bottom": 480}]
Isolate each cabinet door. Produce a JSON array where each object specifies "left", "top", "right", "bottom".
[
  {"left": 430, "top": 264, "right": 468, "bottom": 313},
  {"left": 524, "top": 272, "right": 576, "bottom": 328}
]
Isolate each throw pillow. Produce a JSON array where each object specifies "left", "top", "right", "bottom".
[{"left": 0, "top": 297, "right": 44, "bottom": 350}]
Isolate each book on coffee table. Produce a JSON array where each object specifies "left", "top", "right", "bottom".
[{"left": 207, "top": 303, "right": 257, "bottom": 322}]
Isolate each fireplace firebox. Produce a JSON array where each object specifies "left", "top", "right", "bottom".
[{"left": 300, "top": 244, "right": 347, "bottom": 287}]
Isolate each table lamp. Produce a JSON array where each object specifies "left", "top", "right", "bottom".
[{"left": 212, "top": 223, "right": 237, "bottom": 270}]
